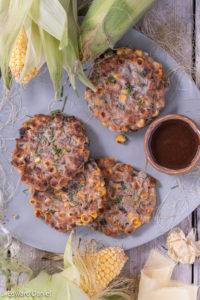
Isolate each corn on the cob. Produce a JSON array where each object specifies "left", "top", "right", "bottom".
[
  {"left": 80, "top": 247, "right": 128, "bottom": 296},
  {"left": 9, "top": 29, "right": 38, "bottom": 84},
  {"left": 80, "top": 0, "right": 155, "bottom": 61}
]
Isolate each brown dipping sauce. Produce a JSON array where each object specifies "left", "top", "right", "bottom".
[{"left": 150, "top": 119, "right": 199, "bottom": 170}]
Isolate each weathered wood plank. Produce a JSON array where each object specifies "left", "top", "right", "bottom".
[
  {"left": 191, "top": 0, "right": 200, "bottom": 292},
  {"left": 127, "top": 0, "right": 194, "bottom": 283}
]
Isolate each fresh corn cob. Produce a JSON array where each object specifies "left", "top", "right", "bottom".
[
  {"left": 9, "top": 28, "right": 38, "bottom": 84},
  {"left": 80, "top": 247, "right": 128, "bottom": 296},
  {"left": 80, "top": 0, "right": 155, "bottom": 61}
]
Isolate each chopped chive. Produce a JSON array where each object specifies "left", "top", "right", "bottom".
[
  {"left": 107, "top": 75, "right": 116, "bottom": 83},
  {"left": 52, "top": 145, "right": 63, "bottom": 156},
  {"left": 121, "top": 182, "right": 127, "bottom": 190},
  {"left": 125, "top": 83, "right": 133, "bottom": 94},
  {"left": 22, "top": 189, "right": 29, "bottom": 194},
  {"left": 61, "top": 96, "right": 68, "bottom": 112},
  {"left": 115, "top": 196, "right": 123, "bottom": 204},
  {"left": 136, "top": 98, "right": 144, "bottom": 108},
  {"left": 47, "top": 208, "right": 56, "bottom": 214},
  {"left": 50, "top": 109, "right": 62, "bottom": 116}
]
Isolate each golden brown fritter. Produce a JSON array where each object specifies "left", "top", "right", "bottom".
[
  {"left": 92, "top": 157, "right": 157, "bottom": 236},
  {"left": 85, "top": 48, "right": 167, "bottom": 132},
  {"left": 12, "top": 113, "right": 90, "bottom": 191},
  {"left": 30, "top": 160, "right": 106, "bottom": 232}
]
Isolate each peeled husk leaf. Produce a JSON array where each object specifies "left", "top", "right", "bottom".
[
  {"left": 40, "top": 29, "right": 63, "bottom": 99},
  {"left": 62, "top": 0, "right": 95, "bottom": 91},
  {"left": 167, "top": 228, "right": 200, "bottom": 264},
  {"left": 2, "top": 271, "right": 89, "bottom": 300},
  {"left": 30, "top": 0, "right": 68, "bottom": 49},
  {"left": 80, "top": 0, "right": 155, "bottom": 61},
  {"left": 19, "top": 19, "right": 44, "bottom": 82}
]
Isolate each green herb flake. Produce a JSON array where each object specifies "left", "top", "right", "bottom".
[
  {"left": 107, "top": 75, "right": 116, "bottom": 84},
  {"left": 139, "top": 69, "right": 148, "bottom": 77},
  {"left": 121, "top": 182, "right": 127, "bottom": 190},
  {"left": 115, "top": 196, "right": 123, "bottom": 204},
  {"left": 136, "top": 98, "right": 144, "bottom": 109},
  {"left": 47, "top": 208, "right": 56, "bottom": 214},
  {"left": 52, "top": 145, "right": 63, "bottom": 156},
  {"left": 125, "top": 83, "right": 133, "bottom": 94},
  {"left": 50, "top": 109, "right": 62, "bottom": 116}
]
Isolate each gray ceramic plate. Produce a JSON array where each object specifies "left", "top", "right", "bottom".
[{"left": 2, "top": 29, "right": 200, "bottom": 253}]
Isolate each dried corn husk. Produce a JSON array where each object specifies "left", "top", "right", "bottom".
[
  {"left": 80, "top": 0, "right": 155, "bottom": 61},
  {"left": 167, "top": 228, "right": 200, "bottom": 264}
]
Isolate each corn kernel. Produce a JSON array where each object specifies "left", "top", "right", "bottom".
[
  {"left": 119, "top": 94, "right": 127, "bottom": 103},
  {"left": 9, "top": 28, "right": 38, "bottom": 84},
  {"left": 100, "top": 189, "right": 106, "bottom": 197},
  {"left": 115, "top": 134, "right": 127, "bottom": 144},
  {"left": 140, "top": 191, "right": 148, "bottom": 199},
  {"left": 137, "top": 57, "right": 144, "bottom": 65},
  {"left": 91, "top": 212, "right": 97, "bottom": 219},
  {"left": 94, "top": 98, "right": 102, "bottom": 105},
  {"left": 117, "top": 48, "right": 132, "bottom": 55},
  {"left": 121, "top": 88, "right": 129, "bottom": 95},
  {"left": 133, "top": 218, "right": 142, "bottom": 228},
  {"left": 35, "top": 157, "right": 41, "bottom": 163},
  {"left": 80, "top": 247, "right": 128, "bottom": 297},
  {"left": 113, "top": 72, "right": 121, "bottom": 80},
  {"left": 152, "top": 110, "right": 159, "bottom": 117},
  {"left": 128, "top": 212, "right": 134, "bottom": 221},
  {"left": 134, "top": 49, "right": 143, "bottom": 56},
  {"left": 136, "top": 118, "right": 145, "bottom": 128}
]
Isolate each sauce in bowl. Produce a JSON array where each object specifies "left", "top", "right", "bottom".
[
  {"left": 144, "top": 114, "right": 200, "bottom": 175},
  {"left": 150, "top": 119, "right": 199, "bottom": 169}
]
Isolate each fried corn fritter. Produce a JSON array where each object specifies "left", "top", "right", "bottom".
[
  {"left": 85, "top": 48, "right": 167, "bottom": 132},
  {"left": 30, "top": 160, "right": 106, "bottom": 231},
  {"left": 92, "top": 157, "right": 157, "bottom": 236},
  {"left": 12, "top": 113, "right": 90, "bottom": 191}
]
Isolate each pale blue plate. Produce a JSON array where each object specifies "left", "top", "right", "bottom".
[{"left": 2, "top": 29, "right": 200, "bottom": 252}]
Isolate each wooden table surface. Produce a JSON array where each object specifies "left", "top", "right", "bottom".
[{"left": 1, "top": 0, "right": 200, "bottom": 297}]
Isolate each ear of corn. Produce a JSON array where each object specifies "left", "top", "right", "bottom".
[
  {"left": 0, "top": 0, "right": 33, "bottom": 88},
  {"left": 80, "top": 247, "right": 128, "bottom": 297},
  {"left": 0, "top": 0, "right": 94, "bottom": 97},
  {"left": 80, "top": 0, "right": 155, "bottom": 61},
  {"left": 0, "top": 0, "right": 154, "bottom": 97},
  {"left": 9, "top": 27, "right": 39, "bottom": 84}
]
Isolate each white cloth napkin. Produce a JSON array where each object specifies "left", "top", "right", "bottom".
[{"left": 138, "top": 250, "right": 199, "bottom": 300}]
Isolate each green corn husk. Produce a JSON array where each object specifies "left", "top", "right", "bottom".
[
  {"left": 62, "top": 0, "right": 95, "bottom": 91},
  {"left": 0, "top": 0, "right": 94, "bottom": 98},
  {"left": 80, "top": 0, "right": 155, "bottom": 61},
  {"left": 19, "top": 18, "right": 44, "bottom": 82}
]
